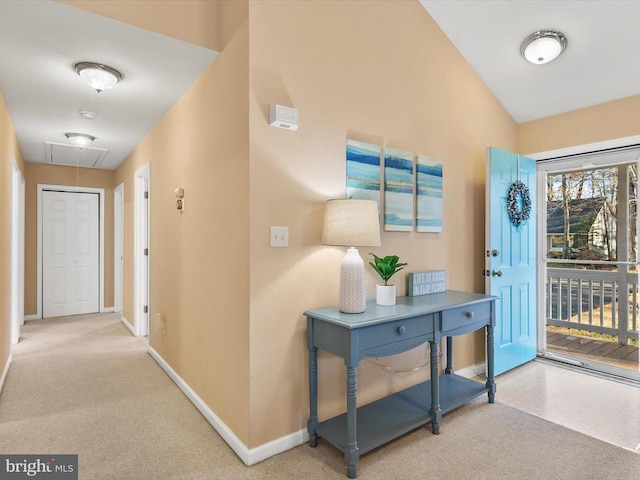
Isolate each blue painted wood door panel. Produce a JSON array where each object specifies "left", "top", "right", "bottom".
[{"left": 486, "top": 147, "right": 537, "bottom": 375}]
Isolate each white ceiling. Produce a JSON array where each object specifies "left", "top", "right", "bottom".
[
  {"left": 420, "top": 1, "right": 640, "bottom": 123},
  {"left": 3, "top": 1, "right": 637, "bottom": 169},
  {"left": 0, "top": 1, "right": 218, "bottom": 170}
]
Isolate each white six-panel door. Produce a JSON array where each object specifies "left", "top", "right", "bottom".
[{"left": 42, "top": 190, "right": 99, "bottom": 318}]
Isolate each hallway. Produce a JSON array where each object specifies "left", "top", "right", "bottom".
[
  {"left": 1, "top": 314, "right": 639, "bottom": 479},
  {"left": 0, "top": 313, "right": 254, "bottom": 479}
]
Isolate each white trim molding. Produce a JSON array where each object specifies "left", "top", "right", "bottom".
[
  {"left": 134, "top": 164, "right": 150, "bottom": 337},
  {"left": 148, "top": 347, "right": 308, "bottom": 466},
  {"left": 455, "top": 362, "right": 486, "bottom": 379},
  {"left": 525, "top": 134, "right": 640, "bottom": 161},
  {"left": 120, "top": 316, "right": 135, "bottom": 336},
  {"left": 24, "top": 314, "right": 39, "bottom": 322},
  {"left": 0, "top": 354, "right": 12, "bottom": 395}
]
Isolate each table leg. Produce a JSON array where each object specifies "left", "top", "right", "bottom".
[
  {"left": 307, "top": 346, "right": 319, "bottom": 446},
  {"left": 485, "top": 324, "right": 496, "bottom": 403},
  {"left": 444, "top": 336, "right": 453, "bottom": 374},
  {"left": 429, "top": 340, "right": 442, "bottom": 435},
  {"left": 345, "top": 365, "right": 360, "bottom": 478}
]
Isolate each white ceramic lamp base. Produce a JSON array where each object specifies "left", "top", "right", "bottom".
[{"left": 338, "top": 247, "right": 366, "bottom": 313}]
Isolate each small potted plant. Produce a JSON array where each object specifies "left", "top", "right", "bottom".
[{"left": 369, "top": 254, "right": 407, "bottom": 306}]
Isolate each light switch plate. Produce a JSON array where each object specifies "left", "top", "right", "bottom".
[{"left": 270, "top": 226, "right": 289, "bottom": 247}]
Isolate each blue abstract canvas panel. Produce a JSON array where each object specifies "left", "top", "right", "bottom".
[
  {"left": 416, "top": 155, "right": 443, "bottom": 233},
  {"left": 384, "top": 147, "right": 414, "bottom": 231},
  {"left": 346, "top": 139, "right": 381, "bottom": 203}
]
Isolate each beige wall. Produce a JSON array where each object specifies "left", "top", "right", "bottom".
[
  {"left": 3, "top": 0, "right": 638, "bottom": 457},
  {"left": 59, "top": 0, "right": 222, "bottom": 51},
  {"left": 517, "top": 94, "right": 640, "bottom": 154},
  {"left": 114, "top": 2, "right": 251, "bottom": 445},
  {"left": 0, "top": 89, "right": 25, "bottom": 375},
  {"left": 23, "top": 164, "right": 115, "bottom": 316},
  {"left": 247, "top": 0, "right": 516, "bottom": 447}
]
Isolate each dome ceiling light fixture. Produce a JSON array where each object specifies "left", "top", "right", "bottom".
[
  {"left": 520, "top": 30, "right": 567, "bottom": 65},
  {"left": 65, "top": 132, "right": 96, "bottom": 147},
  {"left": 74, "top": 62, "right": 123, "bottom": 93},
  {"left": 79, "top": 110, "right": 97, "bottom": 120}
]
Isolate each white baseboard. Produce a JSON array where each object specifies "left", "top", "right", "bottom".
[
  {"left": 24, "top": 314, "right": 39, "bottom": 321},
  {"left": 148, "top": 346, "right": 307, "bottom": 466},
  {"left": 456, "top": 362, "right": 486, "bottom": 379},
  {"left": 120, "top": 316, "right": 135, "bottom": 336},
  {"left": 248, "top": 427, "right": 309, "bottom": 465},
  {"left": 0, "top": 354, "right": 12, "bottom": 395},
  {"left": 102, "top": 307, "right": 115, "bottom": 313}
]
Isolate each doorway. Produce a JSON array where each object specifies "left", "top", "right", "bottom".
[
  {"left": 37, "top": 184, "right": 105, "bottom": 319},
  {"left": 134, "top": 164, "right": 150, "bottom": 337},
  {"left": 534, "top": 140, "right": 640, "bottom": 381},
  {"left": 11, "top": 160, "right": 24, "bottom": 344},
  {"left": 114, "top": 183, "right": 124, "bottom": 314}
]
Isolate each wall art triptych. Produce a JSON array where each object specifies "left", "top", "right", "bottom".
[{"left": 346, "top": 139, "right": 443, "bottom": 233}]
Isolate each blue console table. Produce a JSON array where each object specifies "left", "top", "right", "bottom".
[{"left": 305, "top": 290, "right": 497, "bottom": 478}]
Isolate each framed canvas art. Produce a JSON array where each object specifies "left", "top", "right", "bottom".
[
  {"left": 346, "top": 139, "right": 381, "bottom": 203},
  {"left": 384, "top": 147, "right": 414, "bottom": 231},
  {"left": 416, "top": 155, "right": 443, "bottom": 233}
]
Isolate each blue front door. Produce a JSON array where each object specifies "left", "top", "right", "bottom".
[{"left": 486, "top": 147, "right": 537, "bottom": 375}]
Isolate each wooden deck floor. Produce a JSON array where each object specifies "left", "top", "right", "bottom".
[{"left": 546, "top": 330, "right": 639, "bottom": 372}]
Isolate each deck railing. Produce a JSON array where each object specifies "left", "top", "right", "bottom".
[{"left": 546, "top": 267, "right": 639, "bottom": 344}]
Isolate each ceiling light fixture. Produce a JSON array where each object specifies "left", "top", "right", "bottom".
[
  {"left": 65, "top": 133, "right": 95, "bottom": 147},
  {"left": 520, "top": 30, "right": 567, "bottom": 65},
  {"left": 74, "top": 62, "right": 123, "bottom": 93},
  {"left": 79, "top": 110, "right": 97, "bottom": 120}
]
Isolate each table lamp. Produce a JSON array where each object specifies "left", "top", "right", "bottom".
[{"left": 322, "top": 198, "right": 381, "bottom": 313}]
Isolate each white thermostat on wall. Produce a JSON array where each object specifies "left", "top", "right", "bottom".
[{"left": 269, "top": 104, "right": 298, "bottom": 131}]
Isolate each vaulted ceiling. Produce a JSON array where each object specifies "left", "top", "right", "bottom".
[{"left": 420, "top": 1, "right": 640, "bottom": 123}]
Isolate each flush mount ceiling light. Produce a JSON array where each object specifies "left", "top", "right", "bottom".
[
  {"left": 74, "top": 62, "right": 123, "bottom": 93},
  {"left": 520, "top": 30, "right": 567, "bottom": 65},
  {"left": 65, "top": 132, "right": 95, "bottom": 147},
  {"left": 79, "top": 110, "right": 97, "bottom": 120}
]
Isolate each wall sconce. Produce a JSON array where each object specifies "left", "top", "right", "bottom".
[{"left": 175, "top": 187, "right": 184, "bottom": 212}]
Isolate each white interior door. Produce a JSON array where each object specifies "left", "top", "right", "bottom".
[{"left": 43, "top": 190, "right": 99, "bottom": 318}]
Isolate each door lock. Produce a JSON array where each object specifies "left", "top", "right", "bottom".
[
  {"left": 492, "top": 249, "right": 499, "bottom": 257},
  {"left": 491, "top": 269, "right": 503, "bottom": 277}
]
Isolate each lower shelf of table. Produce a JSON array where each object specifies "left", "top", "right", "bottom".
[{"left": 315, "top": 374, "right": 488, "bottom": 454}]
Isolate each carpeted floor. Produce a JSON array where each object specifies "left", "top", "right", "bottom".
[{"left": 1, "top": 313, "right": 639, "bottom": 479}]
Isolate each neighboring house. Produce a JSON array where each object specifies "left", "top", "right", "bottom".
[{"left": 547, "top": 197, "right": 616, "bottom": 258}]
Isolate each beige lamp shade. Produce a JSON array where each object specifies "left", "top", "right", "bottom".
[{"left": 321, "top": 199, "right": 381, "bottom": 247}]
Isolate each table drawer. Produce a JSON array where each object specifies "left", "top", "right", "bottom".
[
  {"left": 441, "top": 302, "right": 491, "bottom": 335},
  {"left": 359, "top": 315, "right": 433, "bottom": 353}
]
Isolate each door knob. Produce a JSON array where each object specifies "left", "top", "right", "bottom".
[{"left": 491, "top": 269, "right": 502, "bottom": 277}]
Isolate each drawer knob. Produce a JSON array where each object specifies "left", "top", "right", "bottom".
[
  {"left": 465, "top": 311, "right": 474, "bottom": 319},
  {"left": 396, "top": 326, "right": 406, "bottom": 335}
]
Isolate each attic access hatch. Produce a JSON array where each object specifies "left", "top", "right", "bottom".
[{"left": 44, "top": 142, "right": 108, "bottom": 169}]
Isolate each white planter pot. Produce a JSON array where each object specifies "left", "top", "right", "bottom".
[{"left": 376, "top": 284, "right": 396, "bottom": 306}]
